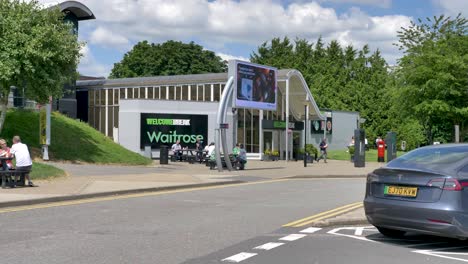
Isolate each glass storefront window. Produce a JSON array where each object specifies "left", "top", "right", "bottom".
[
  {"left": 213, "top": 84, "right": 221, "bottom": 102},
  {"left": 107, "top": 89, "right": 113, "bottom": 106},
  {"left": 182, "top": 85, "right": 189, "bottom": 100},
  {"left": 148, "top": 87, "right": 154, "bottom": 99},
  {"left": 160, "top": 86, "right": 167, "bottom": 99},
  {"left": 190, "top": 85, "right": 197, "bottom": 101},
  {"left": 154, "top": 87, "right": 160, "bottom": 99},
  {"left": 168, "top": 86, "right": 175, "bottom": 100},
  {"left": 204, "top": 84, "right": 211, "bottom": 102},
  {"left": 127, "top": 88, "right": 133, "bottom": 99}
]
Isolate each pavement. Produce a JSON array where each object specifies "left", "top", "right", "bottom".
[{"left": 0, "top": 159, "right": 380, "bottom": 225}]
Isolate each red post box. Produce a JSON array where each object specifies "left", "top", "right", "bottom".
[{"left": 377, "top": 140, "right": 385, "bottom": 162}]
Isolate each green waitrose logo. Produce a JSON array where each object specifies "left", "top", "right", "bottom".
[
  {"left": 147, "top": 130, "right": 203, "bottom": 144},
  {"left": 147, "top": 118, "right": 190, "bottom": 126}
]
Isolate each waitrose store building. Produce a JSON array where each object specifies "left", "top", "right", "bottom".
[{"left": 75, "top": 65, "right": 359, "bottom": 160}]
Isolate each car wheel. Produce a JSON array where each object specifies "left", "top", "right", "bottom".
[{"left": 376, "top": 226, "right": 406, "bottom": 238}]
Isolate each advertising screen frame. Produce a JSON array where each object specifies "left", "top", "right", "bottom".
[
  {"left": 140, "top": 113, "right": 208, "bottom": 149},
  {"left": 228, "top": 60, "right": 278, "bottom": 111}
]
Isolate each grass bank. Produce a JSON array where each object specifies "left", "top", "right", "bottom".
[
  {"left": 30, "top": 162, "right": 66, "bottom": 180},
  {"left": 2, "top": 110, "right": 152, "bottom": 165},
  {"left": 327, "top": 148, "right": 406, "bottom": 162}
]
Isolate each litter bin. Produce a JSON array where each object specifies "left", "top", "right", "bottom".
[{"left": 160, "top": 145, "right": 169, "bottom": 165}]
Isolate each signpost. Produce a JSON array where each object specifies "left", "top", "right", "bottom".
[{"left": 40, "top": 99, "right": 51, "bottom": 161}]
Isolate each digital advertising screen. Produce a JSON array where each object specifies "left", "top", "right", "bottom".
[
  {"left": 229, "top": 60, "right": 277, "bottom": 111},
  {"left": 140, "top": 113, "right": 208, "bottom": 149}
]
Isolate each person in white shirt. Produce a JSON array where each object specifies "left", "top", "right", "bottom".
[
  {"left": 10, "top": 136, "right": 35, "bottom": 187},
  {"left": 171, "top": 140, "right": 182, "bottom": 161},
  {"left": 207, "top": 142, "right": 216, "bottom": 160}
]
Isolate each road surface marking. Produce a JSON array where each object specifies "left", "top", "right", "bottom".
[
  {"left": 279, "top": 234, "right": 307, "bottom": 241},
  {"left": 284, "top": 202, "right": 363, "bottom": 227},
  {"left": 254, "top": 242, "right": 284, "bottom": 250},
  {"left": 0, "top": 179, "right": 291, "bottom": 214},
  {"left": 300, "top": 227, "right": 322, "bottom": 234},
  {"left": 414, "top": 247, "right": 468, "bottom": 262},
  {"left": 294, "top": 203, "right": 363, "bottom": 227},
  {"left": 327, "top": 226, "right": 376, "bottom": 242},
  {"left": 222, "top": 252, "right": 257, "bottom": 262},
  {"left": 354, "top": 227, "right": 365, "bottom": 236},
  {"left": 283, "top": 202, "right": 362, "bottom": 227}
]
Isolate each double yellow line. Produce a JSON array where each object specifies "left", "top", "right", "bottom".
[{"left": 283, "top": 202, "right": 363, "bottom": 227}]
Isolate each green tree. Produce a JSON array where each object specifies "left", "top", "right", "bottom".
[
  {"left": 251, "top": 37, "right": 393, "bottom": 144},
  {"left": 395, "top": 15, "right": 468, "bottom": 144},
  {"left": 110, "top": 40, "right": 227, "bottom": 78},
  {"left": 0, "top": 0, "right": 81, "bottom": 133}
]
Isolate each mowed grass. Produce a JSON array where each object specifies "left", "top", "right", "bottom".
[
  {"left": 2, "top": 109, "right": 152, "bottom": 165},
  {"left": 327, "top": 148, "right": 406, "bottom": 162},
  {"left": 30, "top": 162, "right": 66, "bottom": 180}
]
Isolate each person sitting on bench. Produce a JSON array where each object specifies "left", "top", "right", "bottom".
[
  {"left": 10, "top": 136, "right": 35, "bottom": 187},
  {"left": 0, "top": 139, "right": 13, "bottom": 170},
  {"left": 237, "top": 144, "right": 247, "bottom": 170},
  {"left": 171, "top": 140, "right": 182, "bottom": 161}
]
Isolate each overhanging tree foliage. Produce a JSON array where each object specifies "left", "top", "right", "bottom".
[
  {"left": 110, "top": 40, "right": 227, "bottom": 78},
  {"left": 0, "top": 0, "right": 81, "bottom": 133},
  {"left": 395, "top": 15, "right": 468, "bottom": 144}
]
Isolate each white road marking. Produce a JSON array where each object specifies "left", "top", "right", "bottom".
[
  {"left": 279, "top": 234, "right": 307, "bottom": 241},
  {"left": 414, "top": 247, "right": 468, "bottom": 262},
  {"left": 354, "top": 227, "right": 365, "bottom": 236},
  {"left": 327, "top": 227, "right": 376, "bottom": 242},
  {"left": 254, "top": 242, "right": 284, "bottom": 251},
  {"left": 222, "top": 252, "right": 258, "bottom": 262},
  {"left": 300, "top": 227, "right": 322, "bottom": 234}
]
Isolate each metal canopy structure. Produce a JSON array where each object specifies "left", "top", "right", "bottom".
[
  {"left": 277, "top": 69, "right": 324, "bottom": 121},
  {"left": 278, "top": 69, "right": 325, "bottom": 161},
  {"left": 57, "top": 1, "right": 95, "bottom": 20}
]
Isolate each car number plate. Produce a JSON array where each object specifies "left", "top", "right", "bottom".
[{"left": 384, "top": 186, "right": 418, "bottom": 197}]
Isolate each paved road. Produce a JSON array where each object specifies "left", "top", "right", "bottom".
[
  {"left": 192, "top": 226, "right": 468, "bottom": 263},
  {"left": 0, "top": 178, "right": 365, "bottom": 264}
]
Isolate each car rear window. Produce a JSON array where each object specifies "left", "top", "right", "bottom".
[{"left": 387, "top": 146, "right": 468, "bottom": 171}]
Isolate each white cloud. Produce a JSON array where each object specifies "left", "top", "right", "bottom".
[
  {"left": 37, "top": 0, "right": 414, "bottom": 73},
  {"left": 90, "top": 27, "right": 130, "bottom": 49},
  {"left": 216, "top": 52, "right": 250, "bottom": 62},
  {"left": 319, "top": 0, "right": 392, "bottom": 8},
  {"left": 78, "top": 44, "right": 112, "bottom": 78},
  {"left": 432, "top": 0, "right": 468, "bottom": 17}
]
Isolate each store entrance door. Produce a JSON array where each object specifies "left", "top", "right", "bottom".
[
  {"left": 292, "top": 131, "right": 301, "bottom": 160},
  {"left": 263, "top": 130, "right": 280, "bottom": 154}
]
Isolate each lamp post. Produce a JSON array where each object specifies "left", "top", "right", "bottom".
[{"left": 304, "top": 101, "right": 308, "bottom": 167}]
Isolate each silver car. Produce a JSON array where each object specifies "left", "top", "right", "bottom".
[{"left": 364, "top": 144, "right": 468, "bottom": 239}]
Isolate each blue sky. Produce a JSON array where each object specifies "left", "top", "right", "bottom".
[{"left": 40, "top": 0, "right": 466, "bottom": 77}]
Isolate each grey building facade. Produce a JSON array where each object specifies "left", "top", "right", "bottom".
[{"left": 76, "top": 70, "right": 360, "bottom": 159}]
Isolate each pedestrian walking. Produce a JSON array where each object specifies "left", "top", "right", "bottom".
[{"left": 316, "top": 137, "right": 328, "bottom": 163}]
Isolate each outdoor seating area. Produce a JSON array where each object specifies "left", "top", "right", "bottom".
[
  {"left": 168, "top": 149, "right": 246, "bottom": 171},
  {"left": 170, "top": 149, "right": 208, "bottom": 164}
]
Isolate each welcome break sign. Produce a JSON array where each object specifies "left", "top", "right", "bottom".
[{"left": 140, "top": 113, "right": 208, "bottom": 149}]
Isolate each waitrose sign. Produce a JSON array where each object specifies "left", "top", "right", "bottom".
[{"left": 140, "top": 113, "right": 208, "bottom": 149}]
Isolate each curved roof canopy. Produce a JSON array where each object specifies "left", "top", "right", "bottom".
[{"left": 57, "top": 1, "right": 95, "bottom": 20}]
